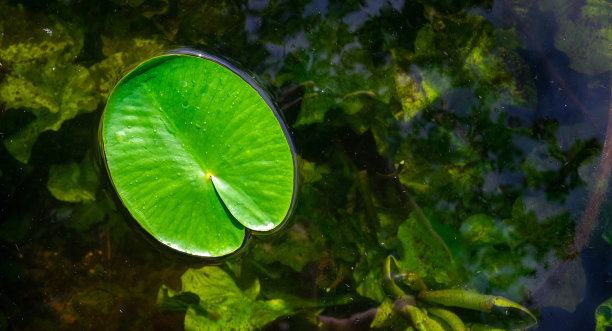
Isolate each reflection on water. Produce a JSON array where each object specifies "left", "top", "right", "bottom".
[{"left": 0, "top": 0, "right": 610, "bottom": 329}]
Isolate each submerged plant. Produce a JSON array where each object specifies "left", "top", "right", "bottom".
[
  {"left": 1, "top": 0, "right": 608, "bottom": 329},
  {"left": 373, "top": 256, "right": 537, "bottom": 330},
  {"left": 101, "top": 53, "right": 297, "bottom": 257}
]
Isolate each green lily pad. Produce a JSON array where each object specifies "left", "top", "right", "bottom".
[{"left": 101, "top": 53, "right": 296, "bottom": 257}]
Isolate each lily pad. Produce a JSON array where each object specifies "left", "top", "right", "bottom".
[{"left": 101, "top": 53, "right": 296, "bottom": 257}]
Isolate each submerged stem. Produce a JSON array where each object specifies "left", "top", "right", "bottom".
[{"left": 571, "top": 73, "right": 612, "bottom": 255}]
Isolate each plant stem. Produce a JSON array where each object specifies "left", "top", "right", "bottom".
[{"left": 570, "top": 73, "right": 612, "bottom": 255}]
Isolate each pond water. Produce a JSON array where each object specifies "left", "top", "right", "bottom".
[{"left": 0, "top": 0, "right": 611, "bottom": 330}]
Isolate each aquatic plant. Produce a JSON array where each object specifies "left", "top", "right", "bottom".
[
  {"left": 101, "top": 54, "right": 296, "bottom": 257},
  {"left": 373, "top": 256, "right": 537, "bottom": 330},
  {"left": 0, "top": 0, "right": 610, "bottom": 329}
]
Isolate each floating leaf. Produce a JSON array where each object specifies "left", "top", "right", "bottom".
[{"left": 101, "top": 54, "right": 296, "bottom": 257}]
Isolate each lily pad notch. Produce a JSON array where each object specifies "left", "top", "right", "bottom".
[{"left": 101, "top": 51, "right": 297, "bottom": 258}]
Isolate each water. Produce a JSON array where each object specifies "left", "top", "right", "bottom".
[{"left": 0, "top": 0, "right": 611, "bottom": 330}]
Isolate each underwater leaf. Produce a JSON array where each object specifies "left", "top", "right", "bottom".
[
  {"left": 457, "top": 197, "right": 576, "bottom": 296},
  {"left": 371, "top": 298, "right": 409, "bottom": 329},
  {"left": 166, "top": 0, "right": 243, "bottom": 39},
  {"left": 47, "top": 154, "right": 98, "bottom": 203},
  {"left": 393, "top": 13, "right": 535, "bottom": 123},
  {"left": 507, "top": 197, "right": 575, "bottom": 259},
  {"left": 459, "top": 214, "right": 506, "bottom": 247},
  {"left": 466, "top": 324, "right": 506, "bottom": 331},
  {"left": 540, "top": 0, "right": 611, "bottom": 75},
  {"left": 298, "top": 157, "right": 329, "bottom": 185},
  {"left": 0, "top": 0, "right": 606, "bottom": 329},
  {"left": 382, "top": 255, "right": 409, "bottom": 298},
  {"left": 0, "top": 64, "right": 97, "bottom": 114},
  {"left": 344, "top": 95, "right": 398, "bottom": 156},
  {"left": 455, "top": 196, "right": 575, "bottom": 298},
  {"left": 251, "top": 223, "right": 323, "bottom": 272},
  {"left": 89, "top": 36, "right": 167, "bottom": 97},
  {"left": 277, "top": 18, "right": 393, "bottom": 129},
  {"left": 270, "top": 16, "right": 397, "bottom": 154},
  {"left": 64, "top": 202, "right": 106, "bottom": 231},
  {"left": 595, "top": 296, "right": 612, "bottom": 331},
  {"left": 397, "top": 211, "right": 456, "bottom": 287},
  {"left": 1, "top": 64, "right": 98, "bottom": 163},
  {"left": 0, "top": 4, "right": 94, "bottom": 163},
  {"left": 100, "top": 35, "right": 164, "bottom": 59},
  {"left": 159, "top": 266, "right": 293, "bottom": 331},
  {"left": 108, "top": 0, "right": 169, "bottom": 18},
  {"left": 0, "top": 5, "right": 83, "bottom": 66},
  {"left": 427, "top": 307, "right": 466, "bottom": 331},
  {"left": 398, "top": 304, "right": 445, "bottom": 331},
  {"left": 354, "top": 248, "right": 387, "bottom": 302},
  {"left": 418, "top": 289, "right": 537, "bottom": 324},
  {"left": 102, "top": 54, "right": 296, "bottom": 257},
  {"left": 157, "top": 286, "right": 199, "bottom": 313},
  {"left": 294, "top": 81, "right": 337, "bottom": 127},
  {"left": 243, "top": 277, "right": 260, "bottom": 301},
  {"left": 393, "top": 64, "right": 450, "bottom": 122}
]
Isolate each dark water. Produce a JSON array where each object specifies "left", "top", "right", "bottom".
[{"left": 0, "top": 0, "right": 611, "bottom": 330}]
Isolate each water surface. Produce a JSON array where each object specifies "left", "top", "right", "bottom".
[{"left": 0, "top": 0, "right": 610, "bottom": 330}]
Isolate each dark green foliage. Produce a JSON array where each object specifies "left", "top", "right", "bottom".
[{"left": 0, "top": 0, "right": 608, "bottom": 329}]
